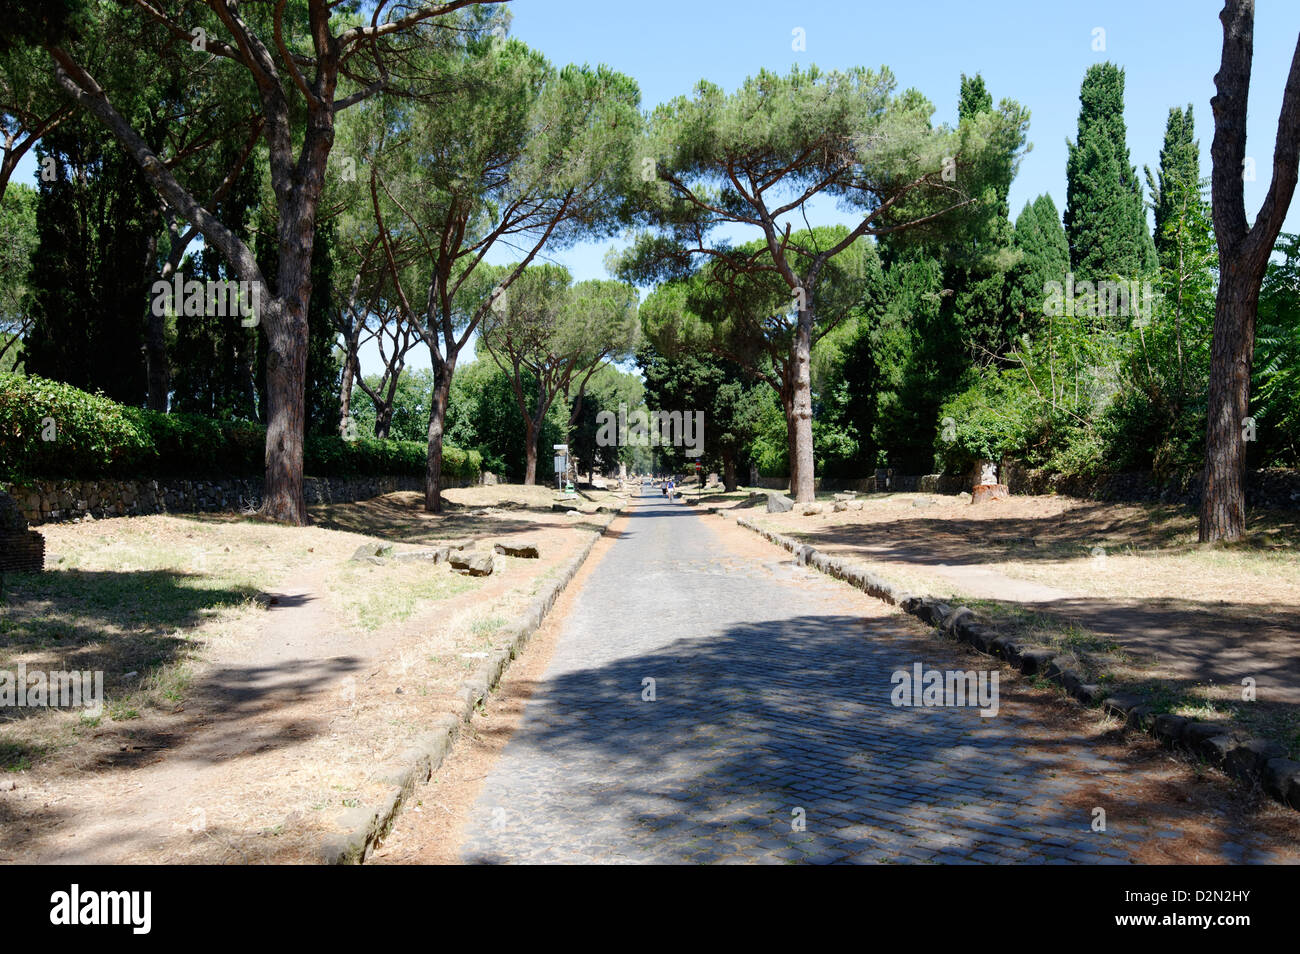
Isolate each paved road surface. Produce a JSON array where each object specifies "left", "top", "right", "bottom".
[{"left": 457, "top": 488, "right": 1293, "bottom": 864}]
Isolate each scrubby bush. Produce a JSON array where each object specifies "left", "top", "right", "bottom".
[
  {"left": 934, "top": 370, "right": 1038, "bottom": 474},
  {"left": 0, "top": 373, "right": 480, "bottom": 482}
]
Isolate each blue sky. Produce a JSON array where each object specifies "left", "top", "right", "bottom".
[{"left": 501, "top": 0, "right": 1300, "bottom": 285}]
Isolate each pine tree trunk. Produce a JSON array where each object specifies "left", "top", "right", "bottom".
[
  {"left": 338, "top": 348, "right": 355, "bottom": 436},
  {"left": 262, "top": 300, "right": 308, "bottom": 525},
  {"left": 424, "top": 357, "right": 456, "bottom": 513},
  {"left": 790, "top": 305, "right": 816, "bottom": 503},
  {"left": 374, "top": 404, "right": 392, "bottom": 440},
  {"left": 723, "top": 450, "right": 737, "bottom": 492},
  {"left": 1199, "top": 263, "right": 1258, "bottom": 540},
  {"left": 1200, "top": 0, "right": 1300, "bottom": 540},
  {"left": 524, "top": 428, "right": 538, "bottom": 485}
]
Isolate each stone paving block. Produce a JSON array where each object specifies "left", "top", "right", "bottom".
[{"left": 451, "top": 489, "right": 1294, "bottom": 865}]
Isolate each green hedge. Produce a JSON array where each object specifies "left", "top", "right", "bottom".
[{"left": 0, "top": 372, "right": 480, "bottom": 482}]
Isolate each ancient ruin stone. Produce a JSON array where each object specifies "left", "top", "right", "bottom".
[
  {"left": 494, "top": 541, "right": 541, "bottom": 558},
  {"left": 766, "top": 493, "right": 794, "bottom": 513},
  {"left": 449, "top": 551, "right": 494, "bottom": 576},
  {"left": 0, "top": 489, "right": 43, "bottom": 572}
]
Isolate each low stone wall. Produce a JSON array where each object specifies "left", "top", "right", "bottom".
[
  {"left": 1002, "top": 464, "right": 1300, "bottom": 511},
  {"left": 757, "top": 466, "right": 1300, "bottom": 510},
  {"left": 3, "top": 473, "right": 483, "bottom": 526}
]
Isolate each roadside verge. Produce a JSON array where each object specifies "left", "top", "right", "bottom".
[{"left": 320, "top": 507, "right": 621, "bottom": 864}]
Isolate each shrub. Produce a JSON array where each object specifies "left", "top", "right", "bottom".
[
  {"left": 935, "top": 370, "right": 1037, "bottom": 474},
  {"left": 0, "top": 372, "right": 479, "bottom": 483},
  {"left": 0, "top": 372, "right": 151, "bottom": 478}
]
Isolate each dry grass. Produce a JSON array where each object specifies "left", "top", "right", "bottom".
[{"left": 0, "top": 484, "right": 618, "bottom": 862}]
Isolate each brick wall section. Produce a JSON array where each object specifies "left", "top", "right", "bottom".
[{"left": 0, "top": 529, "right": 44, "bottom": 572}]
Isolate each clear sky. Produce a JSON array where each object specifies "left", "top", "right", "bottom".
[{"left": 500, "top": 0, "right": 1300, "bottom": 285}]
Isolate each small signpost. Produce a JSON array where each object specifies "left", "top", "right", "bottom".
[{"left": 553, "top": 444, "right": 569, "bottom": 492}]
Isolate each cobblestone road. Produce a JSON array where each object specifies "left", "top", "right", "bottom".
[{"left": 459, "top": 489, "right": 1295, "bottom": 864}]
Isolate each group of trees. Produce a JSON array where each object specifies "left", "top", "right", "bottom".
[
  {"left": 1, "top": 0, "right": 1296, "bottom": 541},
  {"left": 2, "top": 0, "right": 645, "bottom": 512}
]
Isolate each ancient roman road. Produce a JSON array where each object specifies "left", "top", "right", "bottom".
[{"left": 455, "top": 488, "right": 1296, "bottom": 864}]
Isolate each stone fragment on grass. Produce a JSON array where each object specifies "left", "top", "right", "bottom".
[
  {"left": 350, "top": 542, "right": 394, "bottom": 562},
  {"left": 449, "top": 551, "right": 494, "bottom": 576},
  {"left": 766, "top": 493, "right": 794, "bottom": 513},
  {"left": 494, "top": 541, "right": 540, "bottom": 559},
  {"left": 394, "top": 547, "right": 450, "bottom": 564}
]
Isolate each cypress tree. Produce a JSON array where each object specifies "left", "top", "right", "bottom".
[
  {"left": 23, "top": 124, "right": 152, "bottom": 403},
  {"left": 170, "top": 152, "right": 261, "bottom": 421},
  {"left": 1009, "top": 193, "right": 1071, "bottom": 331},
  {"left": 1145, "top": 105, "right": 1202, "bottom": 268},
  {"left": 940, "top": 74, "right": 1018, "bottom": 358},
  {"left": 1064, "top": 63, "right": 1157, "bottom": 281}
]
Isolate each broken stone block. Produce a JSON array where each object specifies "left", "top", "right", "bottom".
[
  {"left": 766, "top": 493, "right": 794, "bottom": 513},
  {"left": 350, "top": 542, "right": 394, "bottom": 562},
  {"left": 493, "top": 541, "right": 540, "bottom": 559},
  {"left": 393, "top": 548, "right": 449, "bottom": 564},
  {"left": 449, "top": 551, "right": 494, "bottom": 576}
]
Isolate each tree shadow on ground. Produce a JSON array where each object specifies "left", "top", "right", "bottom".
[
  {"left": 0, "top": 653, "right": 363, "bottom": 861},
  {"left": 960, "top": 594, "right": 1300, "bottom": 751},
  {"left": 307, "top": 491, "right": 607, "bottom": 545},
  {"left": 772, "top": 502, "right": 1300, "bottom": 712},
  {"left": 0, "top": 568, "right": 263, "bottom": 727},
  {"left": 462, "top": 615, "right": 1295, "bottom": 864}
]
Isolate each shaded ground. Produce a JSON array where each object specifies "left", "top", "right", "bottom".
[
  {"left": 749, "top": 492, "right": 1300, "bottom": 755},
  {"left": 381, "top": 488, "right": 1300, "bottom": 865},
  {"left": 0, "top": 483, "right": 620, "bottom": 862}
]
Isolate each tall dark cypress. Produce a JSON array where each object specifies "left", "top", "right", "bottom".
[
  {"left": 1009, "top": 193, "right": 1071, "bottom": 330},
  {"left": 1064, "top": 63, "right": 1157, "bottom": 281},
  {"left": 1145, "top": 105, "right": 1202, "bottom": 267},
  {"left": 23, "top": 124, "right": 153, "bottom": 403}
]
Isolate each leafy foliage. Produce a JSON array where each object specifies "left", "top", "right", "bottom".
[{"left": 0, "top": 372, "right": 477, "bottom": 482}]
